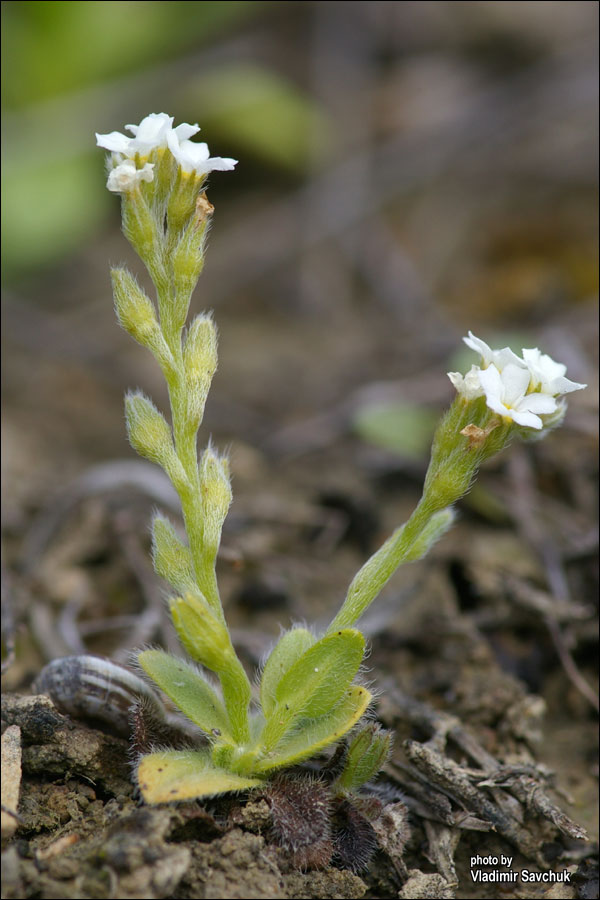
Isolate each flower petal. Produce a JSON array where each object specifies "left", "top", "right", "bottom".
[
  {"left": 448, "top": 365, "right": 483, "bottom": 400},
  {"left": 478, "top": 363, "right": 504, "bottom": 398},
  {"left": 96, "top": 131, "right": 131, "bottom": 153},
  {"left": 485, "top": 395, "right": 511, "bottom": 418},
  {"left": 106, "top": 160, "right": 154, "bottom": 193},
  {"left": 127, "top": 112, "right": 173, "bottom": 141},
  {"left": 518, "top": 393, "right": 558, "bottom": 415},
  {"left": 510, "top": 409, "right": 543, "bottom": 429},
  {"left": 464, "top": 332, "right": 493, "bottom": 363},
  {"left": 173, "top": 122, "right": 201, "bottom": 141},
  {"left": 499, "top": 363, "right": 530, "bottom": 405},
  {"left": 552, "top": 375, "right": 587, "bottom": 394},
  {"left": 202, "top": 156, "right": 238, "bottom": 172},
  {"left": 464, "top": 331, "right": 523, "bottom": 370},
  {"left": 493, "top": 346, "right": 525, "bottom": 370}
]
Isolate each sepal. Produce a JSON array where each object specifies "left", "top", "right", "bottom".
[{"left": 169, "top": 225, "right": 209, "bottom": 330}]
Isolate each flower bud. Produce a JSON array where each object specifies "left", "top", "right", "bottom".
[
  {"left": 151, "top": 514, "right": 195, "bottom": 591},
  {"left": 168, "top": 218, "right": 211, "bottom": 330},
  {"left": 147, "top": 146, "right": 177, "bottom": 207},
  {"left": 121, "top": 189, "right": 162, "bottom": 277},
  {"left": 169, "top": 593, "right": 252, "bottom": 744},
  {"left": 199, "top": 447, "right": 232, "bottom": 562},
  {"left": 111, "top": 268, "right": 175, "bottom": 372},
  {"left": 170, "top": 593, "right": 232, "bottom": 673},
  {"left": 125, "top": 392, "right": 187, "bottom": 490},
  {"left": 106, "top": 159, "right": 154, "bottom": 193},
  {"left": 447, "top": 365, "right": 484, "bottom": 401},
  {"left": 184, "top": 314, "right": 218, "bottom": 427},
  {"left": 112, "top": 268, "right": 157, "bottom": 340},
  {"left": 167, "top": 170, "right": 199, "bottom": 234}
]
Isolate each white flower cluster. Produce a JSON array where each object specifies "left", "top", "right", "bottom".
[
  {"left": 448, "top": 332, "right": 586, "bottom": 430},
  {"left": 96, "top": 113, "right": 237, "bottom": 193}
]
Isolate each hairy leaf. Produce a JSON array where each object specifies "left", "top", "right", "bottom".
[
  {"left": 335, "top": 723, "right": 392, "bottom": 791},
  {"left": 257, "top": 684, "right": 372, "bottom": 773},
  {"left": 137, "top": 749, "right": 262, "bottom": 803},
  {"left": 138, "top": 649, "right": 232, "bottom": 741},
  {"left": 260, "top": 627, "right": 315, "bottom": 718},
  {"left": 261, "top": 629, "right": 365, "bottom": 751}
]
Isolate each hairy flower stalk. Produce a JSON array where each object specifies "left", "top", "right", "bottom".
[{"left": 97, "top": 114, "right": 586, "bottom": 804}]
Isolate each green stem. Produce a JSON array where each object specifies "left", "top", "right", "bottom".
[
  {"left": 327, "top": 499, "right": 436, "bottom": 633},
  {"left": 328, "top": 396, "right": 514, "bottom": 633},
  {"left": 159, "top": 317, "right": 222, "bottom": 618},
  {"left": 159, "top": 286, "right": 251, "bottom": 739}
]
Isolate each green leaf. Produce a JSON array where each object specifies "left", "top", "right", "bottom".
[
  {"left": 260, "top": 627, "right": 315, "bottom": 718},
  {"left": 137, "top": 749, "right": 262, "bottom": 803},
  {"left": 335, "top": 723, "right": 392, "bottom": 791},
  {"left": 275, "top": 629, "right": 365, "bottom": 716},
  {"left": 138, "top": 649, "right": 232, "bottom": 741},
  {"left": 256, "top": 684, "right": 372, "bottom": 774},
  {"left": 261, "top": 629, "right": 365, "bottom": 751}
]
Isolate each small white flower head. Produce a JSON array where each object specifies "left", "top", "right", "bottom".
[
  {"left": 106, "top": 159, "right": 155, "bottom": 193},
  {"left": 96, "top": 113, "right": 200, "bottom": 158},
  {"left": 447, "top": 364, "right": 484, "bottom": 400},
  {"left": 463, "top": 331, "right": 524, "bottom": 372},
  {"left": 522, "top": 347, "right": 586, "bottom": 396},
  {"left": 478, "top": 363, "right": 558, "bottom": 430},
  {"left": 167, "top": 130, "right": 238, "bottom": 176}
]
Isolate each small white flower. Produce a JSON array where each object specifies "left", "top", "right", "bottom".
[
  {"left": 447, "top": 364, "right": 484, "bottom": 400},
  {"left": 96, "top": 113, "right": 200, "bottom": 158},
  {"left": 167, "top": 131, "right": 237, "bottom": 176},
  {"left": 463, "top": 331, "right": 524, "bottom": 372},
  {"left": 522, "top": 347, "right": 586, "bottom": 396},
  {"left": 106, "top": 160, "right": 155, "bottom": 193},
  {"left": 478, "top": 363, "right": 558, "bottom": 430}
]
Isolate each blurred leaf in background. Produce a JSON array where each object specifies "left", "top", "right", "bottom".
[
  {"left": 353, "top": 402, "right": 438, "bottom": 461},
  {"left": 179, "top": 64, "right": 330, "bottom": 172},
  {"left": 2, "top": 1, "right": 262, "bottom": 108}
]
